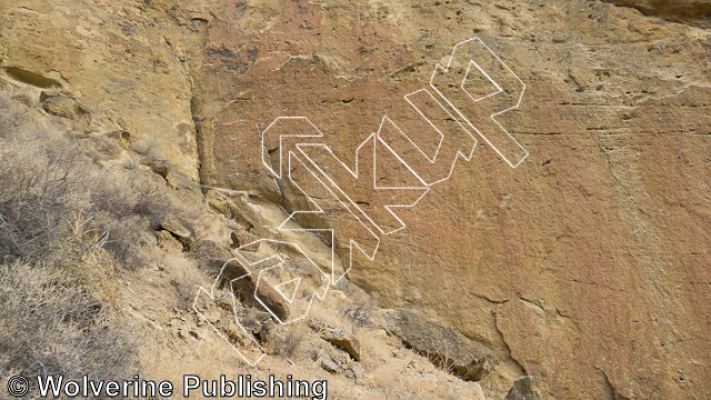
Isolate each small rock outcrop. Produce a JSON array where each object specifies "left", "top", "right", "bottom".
[
  {"left": 385, "top": 309, "right": 498, "bottom": 381},
  {"left": 321, "top": 328, "right": 361, "bottom": 361},
  {"left": 160, "top": 214, "right": 194, "bottom": 249},
  {"left": 189, "top": 240, "right": 233, "bottom": 272},
  {"left": 505, "top": 376, "right": 543, "bottom": 400},
  {"left": 156, "top": 230, "right": 183, "bottom": 253},
  {"left": 40, "top": 90, "right": 89, "bottom": 122},
  {"left": 107, "top": 130, "right": 131, "bottom": 150},
  {"left": 604, "top": 0, "right": 711, "bottom": 25},
  {"left": 148, "top": 159, "right": 174, "bottom": 179},
  {"left": 319, "top": 352, "right": 339, "bottom": 373},
  {"left": 220, "top": 259, "right": 290, "bottom": 322}
]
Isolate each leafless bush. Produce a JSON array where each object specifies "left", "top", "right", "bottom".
[
  {"left": 425, "top": 340, "right": 456, "bottom": 375},
  {"left": 339, "top": 290, "right": 380, "bottom": 328},
  {"left": 0, "top": 262, "right": 139, "bottom": 396},
  {"left": 0, "top": 129, "right": 88, "bottom": 261},
  {"left": 0, "top": 93, "right": 177, "bottom": 269},
  {"left": 278, "top": 326, "right": 308, "bottom": 359}
]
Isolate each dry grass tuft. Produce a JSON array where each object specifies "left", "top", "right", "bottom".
[
  {"left": 339, "top": 289, "right": 380, "bottom": 329},
  {"left": 0, "top": 261, "right": 139, "bottom": 396},
  {"left": 0, "top": 92, "right": 197, "bottom": 270},
  {"left": 277, "top": 324, "right": 309, "bottom": 359}
]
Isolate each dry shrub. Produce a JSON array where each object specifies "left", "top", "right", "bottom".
[
  {"left": 278, "top": 325, "right": 308, "bottom": 359},
  {"left": 339, "top": 289, "right": 380, "bottom": 329},
  {"left": 0, "top": 262, "right": 139, "bottom": 396},
  {"left": 425, "top": 340, "right": 456, "bottom": 375},
  {"left": 0, "top": 92, "right": 181, "bottom": 270},
  {"left": 165, "top": 253, "right": 205, "bottom": 311}
]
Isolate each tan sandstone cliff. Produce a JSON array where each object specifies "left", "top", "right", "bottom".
[{"left": 1, "top": 0, "right": 710, "bottom": 399}]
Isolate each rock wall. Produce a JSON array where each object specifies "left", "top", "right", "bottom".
[
  {"left": 604, "top": 0, "right": 711, "bottom": 27},
  {"left": 0, "top": 0, "right": 203, "bottom": 179},
  {"left": 2, "top": 0, "right": 710, "bottom": 399}
]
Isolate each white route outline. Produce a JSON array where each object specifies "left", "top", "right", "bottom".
[
  {"left": 247, "top": 246, "right": 330, "bottom": 325},
  {"left": 462, "top": 59, "right": 503, "bottom": 102},
  {"left": 280, "top": 150, "right": 381, "bottom": 284},
  {"left": 192, "top": 239, "right": 331, "bottom": 366},
  {"left": 296, "top": 131, "right": 430, "bottom": 236},
  {"left": 261, "top": 116, "right": 324, "bottom": 179},
  {"left": 377, "top": 99, "right": 477, "bottom": 186},
  {"left": 430, "top": 37, "right": 528, "bottom": 168},
  {"left": 274, "top": 277, "right": 301, "bottom": 303},
  {"left": 192, "top": 272, "right": 267, "bottom": 367},
  {"left": 193, "top": 37, "right": 528, "bottom": 368}
]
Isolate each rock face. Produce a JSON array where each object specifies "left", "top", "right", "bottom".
[
  {"left": 2, "top": 0, "right": 711, "bottom": 399},
  {"left": 505, "top": 376, "right": 543, "bottom": 400},
  {"left": 0, "top": 0, "right": 202, "bottom": 180},
  {"left": 604, "top": 0, "right": 711, "bottom": 27},
  {"left": 385, "top": 309, "right": 498, "bottom": 382}
]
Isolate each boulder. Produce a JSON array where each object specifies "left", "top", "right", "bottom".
[
  {"left": 314, "top": 350, "right": 340, "bottom": 373},
  {"left": 149, "top": 159, "right": 174, "bottom": 178},
  {"left": 40, "top": 90, "right": 89, "bottom": 122},
  {"left": 220, "top": 258, "right": 290, "bottom": 322},
  {"left": 160, "top": 214, "right": 193, "bottom": 249},
  {"left": 321, "top": 328, "right": 361, "bottom": 361},
  {"left": 107, "top": 130, "right": 132, "bottom": 149},
  {"left": 320, "top": 355, "right": 339, "bottom": 373},
  {"left": 156, "top": 230, "right": 183, "bottom": 253},
  {"left": 505, "top": 376, "right": 543, "bottom": 400},
  {"left": 385, "top": 309, "right": 497, "bottom": 381}
]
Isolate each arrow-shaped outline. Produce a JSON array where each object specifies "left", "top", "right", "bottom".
[
  {"left": 261, "top": 116, "right": 323, "bottom": 179},
  {"left": 191, "top": 264, "right": 267, "bottom": 367},
  {"left": 429, "top": 37, "right": 528, "bottom": 169},
  {"left": 297, "top": 130, "right": 430, "bottom": 236},
  {"left": 386, "top": 89, "right": 478, "bottom": 186},
  {"left": 246, "top": 244, "right": 330, "bottom": 324},
  {"left": 281, "top": 150, "right": 381, "bottom": 284},
  {"left": 192, "top": 239, "right": 332, "bottom": 366}
]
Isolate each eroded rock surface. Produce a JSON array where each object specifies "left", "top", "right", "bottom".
[
  {"left": 187, "top": 2, "right": 711, "bottom": 397},
  {"left": 385, "top": 309, "right": 498, "bottom": 382},
  {"left": 0, "top": 0, "right": 202, "bottom": 179},
  {"left": 505, "top": 376, "right": 543, "bottom": 400},
  {"left": 2, "top": 0, "right": 710, "bottom": 399},
  {"left": 604, "top": 0, "right": 711, "bottom": 27}
]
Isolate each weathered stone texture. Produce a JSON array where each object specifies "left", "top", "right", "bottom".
[{"left": 2, "top": 0, "right": 710, "bottom": 399}]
